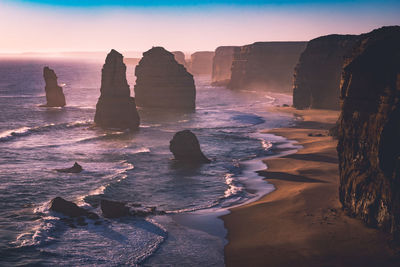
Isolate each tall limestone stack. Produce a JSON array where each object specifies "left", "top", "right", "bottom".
[
  {"left": 228, "top": 42, "right": 307, "bottom": 92},
  {"left": 189, "top": 51, "right": 215, "bottom": 75},
  {"left": 172, "top": 51, "right": 188, "bottom": 69},
  {"left": 293, "top": 34, "right": 358, "bottom": 110},
  {"left": 337, "top": 26, "right": 400, "bottom": 240},
  {"left": 41, "top": 67, "right": 66, "bottom": 107},
  {"left": 94, "top": 49, "right": 140, "bottom": 130},
  {"left": 211, "top": 46, "right": 239, "bottom": 86},
  {"left": 134, "top": 47, "right": 196, "bottom": 110}
]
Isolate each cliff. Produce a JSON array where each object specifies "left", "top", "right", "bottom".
[
  {"left": 189, "top": 51, "right": 215, "bottom": 75},
  {"left": 94, "top": 49, "right": 140, "bottom": 130},
  {"left": 172, "top": 51, "right": 188, "bottom": 69},
  {"left": 211, "top": 46, "right": 239, "bottom": 86},
  {"left": 228, "top": 42, "right": 307, "bottom": 92},
  {"left": 337, "top": 26, "right": 400, "bottom": 240},
  {"left": 42, "top": 67, "right": 66, "bottom": 107},
  {"left": 293, "top": 34, "right": 358, "bottom": 110},
  {"left": 123, "top": 58, "right": 140, "bottom": 66},
  {"left": 134, "top": 47, "right": 196, "bottom": 110}
]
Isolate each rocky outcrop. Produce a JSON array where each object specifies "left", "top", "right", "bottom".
[
  {"left": 134, "top": 47, "right": 196, "bottom": 110},
  {"left": 56, "top": 162, "right": 83, "bottom": 173},
  {"left": 189, "top": 51, "right": 215, "bottom": 75},
  {"left": 337, "top": 26, "right": 400, "bottom": 240},
  {"left": 94, "top": 49, "right": 140, "bottom": 129},
  {"left": 50, "top": 197, "right": 99, "bottom": 220},
  {"left": 212, "top": 46, "right": 239, "bottom": 86},
  {"left": 100, "top": 199, "right": 130, "bottom": 218},
  {"left": 41, "top": 67, "right": 66, "bottom": 107},
  {"left": 293, "top": 35, "right": 358, "bottom": 110},
  {"left": 228, "top": 42, "right": 307, "bottom": 92},
  {"left": 172, "top": 51, "right": 188, "bottom": 68},
  {"left": 169, "top": 130, "right": 211, "bottom": 163}
]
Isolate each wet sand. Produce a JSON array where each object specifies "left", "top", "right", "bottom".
[{"left": 223, "top": 108, "right": 400, "bottom": 267}]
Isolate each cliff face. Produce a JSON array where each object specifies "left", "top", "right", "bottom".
[
  {"left": 134, "top": 47, "right": 196, "bottom": 110},
  {"left": 42, "top": 67, "right": 66, "bottom": 107},
  {"left": 228, "top": 42, "right": 307, "bottom": 92},
  {"left": 293, "top": 35, "right": 358, "bottom": 110},
  {"left": 211, "top": 46, "right": 239, "bottom": 86},
  {"left": 172, "top": 51, "right": 188, "bottom": 69},
  {"left": 337, "top": 26, "right": 400, "bottom": 239},
  {"left": 189, "top": 51, "right": 215, "bottom": 75},
  {"left": 94, "top": 49, "right": 140, "bottom": 130}
]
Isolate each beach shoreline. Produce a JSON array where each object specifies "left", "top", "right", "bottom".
[{"left": 222, "top": 107, "right": 400, "bottom": 266}]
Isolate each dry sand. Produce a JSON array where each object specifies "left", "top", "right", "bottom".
[{"left": 223, "top": 108, "right": 400, "bottom": 267}]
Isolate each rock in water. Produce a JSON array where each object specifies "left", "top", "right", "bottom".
[
  {"left": 134, "top": 47, "right": 196, "bottom": 110},
  {"left": 100, "top": 199, "right": 130, "bottom": 218},
  {"left": 189, "top": 51, "right": 215, "bottom": 75},
  {"left": 169, "top": 130, "right": 210, "bottom": 163},
  {"left": 42, "top": 67, "right": 66, "bottom": 107},
  {"left": 50, "top": 197, "right": 99, "bottom": 219},
  {"left": 212, "top": 46, "right": 239, "bottom": 86},
  {"left": 337, "top": 26, "right": 400, "bottom": 240},
  {"left": 94, "top": 49, "right": 140, "bottom": 130},
  {"left": 56, "top": 162, "right": 83, "bottom": 173},
  {"left": 293, "top": 34, "right": 358, "bottom": 110}
]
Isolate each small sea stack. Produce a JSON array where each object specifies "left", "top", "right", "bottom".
[
  {"left": 41, "top": 67, "right": 66, "bottom": 107},
  {"left": 134, "top": 47, "right": 196, "bottom": 110},
  {"left": 212, "top": 46, "right": 239, "bottom": 86},
  {"left": 94, "top": 49, "right": 140, "bottom": 130},
  {"left": 169, "top": 130, "right": 211, "bottom": 163},
  {"left": 189, "top": 51, "right": 215, "bottom": 75},
  {"left": 337, "top": 26, "right": 400, "bottom": 240},
  {"left": 172, "top": 51, "right": 188, "bottom": 69},
  {"left": 293, "top": 34, "right": 358, "bottom": 110},
  {"left": 56, "top": 162, "right": 83, "bottom": 173}
]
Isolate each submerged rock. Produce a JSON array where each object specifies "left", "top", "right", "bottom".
[
  {"left": 134, "top": 47, "right": 196, "bottom": 110},
  {"left": 337, "top": 26, "right": 400, "bottom": 240},
  {"left": 169, "top": 130, "right": 211, "bottom": 163},
  {"left": 100, "top": 199, "right": 130, "bottom": 218},
  {"left": 56, "top": 162, "right": 83, "bottom": 173},
  {"left": 94, "top": 49, "right": 140, "bottom": 130},
  {"left": 212, "top": 46, "right": 239, "bottom": 86},
  {"left": 41, "top": 67, "right": 66, "bottom": 107},
  {"left": 50, "top": 197, "right": 99, "bottom": 220},
  {"left": 189, "top": 51, "right": 215, "bottom": 75}
]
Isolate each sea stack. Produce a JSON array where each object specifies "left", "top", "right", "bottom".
[
  {"left": 94, "top": 49, "right": 140, "bottom": 130},
  {"left": 169, "top": 130, "right": 211, "bottom": 163},
  {"left": 134, "top": 47, "right": 196, "bottom": 110},
  {"left": 212, "top": 46, "right": 239, "bottom": 86},
  {"left": 228, "top": 42, "right": 307, "bottom": 92},
  {"left": 172, "top": 51, "right": 188, "bottom": 68},
  {"left": 293, "top": 34, "right": 358, "bottom": 110},
  {"left": 42, "top": 67, "right": 66, "bottom": 107},
  {"left": 189, "top": 51, "right": 215, "bottom": 75},
  {"left": 337, "top": 26, "right": 400, "bottom": 240}
]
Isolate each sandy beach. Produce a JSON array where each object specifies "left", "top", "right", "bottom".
[{"left": 223, "top": 107, "right": 400, "bottom": 267}]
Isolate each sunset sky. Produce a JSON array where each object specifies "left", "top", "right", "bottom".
[{"left": 0, "top": 0, "right": 399, "bottom": 54}]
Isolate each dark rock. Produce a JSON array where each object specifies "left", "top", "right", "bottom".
[
  {"left": 169, "top": 130, "right": 211, "bottom": 163},
  {"left": 293, "top": 34, "right": 358, "bottom": 110},
  {"left": 41, "top": 67, "right": 66, "bottom": 107},
  {"left": 189, "top": 51, "right": 215, "bottom": 75},
  {"left": 337, "top": 26, "right": 400, "bottom": 240},
  {"left": 228, "top": 42, "right": 307, "bottom": 92},
  {"left": 76, "top": 217, "right": 87, "bottom": 226},
  {"left": 100, "top": 199, "right": 130, "bottom": 218},
  {"left": 134, "top": 47, "right": 196, "bottom": 110},
  {"left": 212, "top": 46, "right": 239, "bottom": 86},
  {"left": 50, "top": 197, "right": 99, "bottom": 219},
  {"left": 282, "top": 104, "right": 290, "bottom": 107},
  {"left": 94, "top": 49, "right": 140, "bottom": 130},
  {"left": 56, "top": 162, "right": 83, "bottom": 173}
]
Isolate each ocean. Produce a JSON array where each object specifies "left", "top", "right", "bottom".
[{"left": 0, "top": 58, "right": 297, "bottom": 266}]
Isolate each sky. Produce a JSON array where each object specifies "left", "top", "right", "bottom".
[{"left": 0, "top": 0, "right": 399, "bottom": 55}]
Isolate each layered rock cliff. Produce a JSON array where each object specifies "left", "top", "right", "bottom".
[
  {"left": 211, "top": 46, "right": 239, "bottom": 86},
  {"left": 42, "top": 67, "right": 66, "bottom": 107},
  {"left": 94, "top": 49, "right": 140, "bottom": 130},
  {"left": 189, "top": 51, "right": 215, "bottom": 75},
  {"left": 337, "top": 26, "right": 400, "bottom": 239},
  {"left": 134, "top": 47, "right": 196, "bottom": 110},
  {"left": 172, "top": 51, "right": 188, "bottom": 69},
  {"left": 293, "top": 34, "right": 358, "bottom": 110},
  {"left": 228, "top": 42, "right": 307, "bottom": 92}
]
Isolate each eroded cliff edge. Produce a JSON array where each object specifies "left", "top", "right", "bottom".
[
  {"left": 211, "top": 46, "right": 239, "bottom": 86},
  {"left": 42, "top": 67, "right": 66, "bottom": 107}
]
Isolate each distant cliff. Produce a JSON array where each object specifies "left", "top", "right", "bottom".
[
  {"left": 41, "top": 67, "right": 66, "bottom": 107},
  {"left": 337, "top": 26, "right": 400, "bottom": 240},
  {"left": 189, "top": 51, "right": 215, "bottom": 75},
  {"left": 211, "top": 46, "right": 239, "bottom": 86},
  {"left": 172, "top": 51, "right": 188, "bottom": 69},
  {"left": 123, "top": 58, "right": 140, "bottom": 66},
  {"left": 228, "top": 42, "right": 307, "bottom": 92},
  {"left": 293, "top": 34, "right": 358, "bottom": 110}
]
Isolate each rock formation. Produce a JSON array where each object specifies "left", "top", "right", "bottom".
[
  {"left": 50, "top": 197, "right": 99, "bottom": 220},
  {"left": 94, "top": 49, "right": 140, "bottom": 129},
  {"left": 212, "top": 46, "right": 239, "bottom": 86},
  {"left": 172, "top": 51, "right": 188, "bottom": 69},
  {"left": 134, "top": 47, "right": 196, "bottom": 110},
  {"left": 41, "top": 67, "right": 66, "bottom": 107},
  {"left": 100, "top": 199, "right": 130, "bottom": 218},
  {"left": 337, "top": 26, "right": 400, "bottom": 240},
  {"left": 228, "top": 42, "right": 307, "bottom": 92},
  {"left": 169, "top": 130, "right": 211, "bottom": 163},
  {"left": 189, "top": 51, "right": 215, "bottom": 75},
  {"left": 293, "top": 34, "right": 358, "bottom": 110},
  {"left": 56, "top": 162, "right": 83, "bottom": 173}
]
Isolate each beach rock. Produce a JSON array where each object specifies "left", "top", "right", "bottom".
[
  {"left": 56, "top": 162, "right": 83, "bottom": 173},
  {"left": 169, "top": 130, "right": 211, "bottom": 163},
  {"left": 100, "top": 199, "right": 130, "bottom": 218},
  {"left": 337, "top": 26, "right": 400, "bottom": 240},
  {"left": 189, "top": 51, "right": 215, "bottom": 75},
  {"left": 41, "top": 67, "right": 66, "bottom": 107},
  {"left": 50, "top": 197, "right": 99, "bottom": 220},
  {"left": 94, "top": 49, "right": 140, "bottom": 130},
  {"left": 134, "top": 47, "right": 196, "bottom": 110},
  {"left": 293, "top": 34, "right": 358, "bottom": 110},
  {"left": 212, "top": 46, "right": 239, "bottom": 86},
  {"left": 228, "top": 42, "right": 307, "bottom": 92},
  {"left": 172, "top": 51, "right": 188, "bottom": 68}
]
